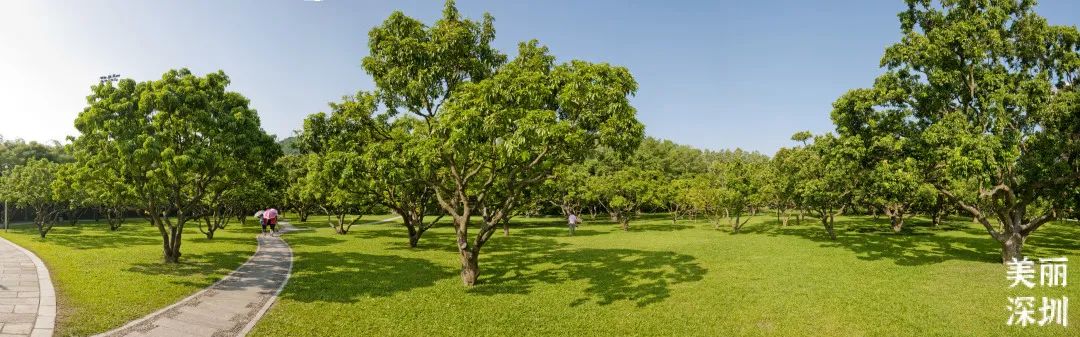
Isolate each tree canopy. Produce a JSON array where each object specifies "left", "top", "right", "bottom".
[
  {"left": 829, "top": 0, "right": 1080, "bottom": 260},
  {"left": 70, "top": 68, "right": 280, "bottom": 262}
]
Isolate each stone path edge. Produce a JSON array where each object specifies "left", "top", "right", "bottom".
[
  {"left": 0, "top": 235, "right": 57, "bottom": 337},
  {"left": 236, "top": 233, "right": 293, "bottom": 337},
  {"left": 90, "top": 234, "right": 273, "bottom": 337}
]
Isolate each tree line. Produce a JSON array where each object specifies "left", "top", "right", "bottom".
[{"left": 0, "top": 0, "right": 1077, "bottom": 287}]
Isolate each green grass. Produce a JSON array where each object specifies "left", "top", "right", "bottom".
[
  {"left": 253, "top": 214, "right": 1079, "bottom": 337},
  {"left": 283, "top": 213, "right": 402, "bottom": 231},
  {"left": 0, "top": 219, "right": 260, "bottom": 336}
]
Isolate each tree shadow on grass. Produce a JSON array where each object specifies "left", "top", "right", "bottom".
[
  {"left": 470, "top": 236, "right": 707, "bottom": 307},
  {"left": 30, "top": 226, "right": 162, "bottom": 250},
  {"left": 1023, "top": 222, "right": 1080, "bottom": 257},
  {"left": 126, "top": 250, "right": 254, "bottom": 287},
  {"left": 737, "top": 217, "right": 1080, "bottom": 266},
  {"left": 278, "top": 251, "right": 456, "bottom": 302},
  {"left": 18, "top": 220, "right": 264, "bottom": 250},
  {"left": 383, "top": 231, "right": 461, "bottom": 253},
  {"left": 519, "top": 227, "right": 607, "bottom": 238},
  {"left": 282, "top": 234, "right": 347, "bottom": 247},
  {"left": 626, "top": 223, "right": 697, "bottom": 232}
]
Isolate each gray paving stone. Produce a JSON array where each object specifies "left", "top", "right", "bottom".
[
  {"left": 1, "top": 323, "right": 31, "bottom": 335},
  {"left": 0, "top": 235, "right": 57, "bottom": 337},
  {"left": 0, "top": 298, "right": 38, "bottom": 305},
  {"left": 94, "top": 223, "right": 296, "bottom": 337},
  {"left": 28, "top": 329, "right": 51, "bottom": 337},
  {"left": 11, "top": 306, "right": 33, "bottom": 315}
]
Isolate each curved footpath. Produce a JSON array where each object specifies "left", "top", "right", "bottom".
[
  {"left": 93, "top": 223, "right": 296, "bottom": 337},
  {"left": 0, "top": 236, "right": 56, "bottom": 337}
]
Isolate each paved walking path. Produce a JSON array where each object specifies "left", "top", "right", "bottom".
[
  {"left": 94, "top": 224, "right": 295, "bottom": 337},
  {"left": 0, "top": 236, "right": 56, "bottom": 337}
]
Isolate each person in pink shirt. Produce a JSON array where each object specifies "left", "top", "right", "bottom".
[{"left": 263, "top": 207, "right": 279, "bottom": 236}]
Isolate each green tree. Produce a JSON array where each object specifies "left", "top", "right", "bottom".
[
  {"left": 357, "top": 0, "right": 504, "bottom": 248},
  {"left": 52, "top": 162, "right": 92, "bottom": 226},
  {"left": 71, "top": 69, "right": 277, "bottom": 263},
  {"left": 795, "top": 134, "right": 857, "bottom": 240},
  {"left": 834, "top": 0, "right": 1080, "bottom": 260},
  {"left": 542, "top": 163, "right": 592, "bottom": 217},
  {"left": 633, "top": 138, "right": 708, "bottom": 223},
  {"left": 588, "top": 165, "right": 660, "bottom": 231},
  {"left": 831, "top": 87, "right": 936, "bottom": 233},
  {"left": 0, "top": 138, "right": 68, "bottom": 225},
  {"left": 682, "top": 175, "right": 732, "bottom": 229},
  {"left": 278, "top": 154, "right": 316, "bottom": 222},
  {"left": 199, "top": 166, "right": 280, "bottom": 239},
  {"left": 0, "top": 159, "right": 63, "bottom": 238},
  {"left": 668, "top": 177, "right": 698, "bottom": 223},
  {"left": 711, "top": 150, "right": 768, "bottom": 233},
  {"left": 296, "top": 97, "right": 385, "bottom": 236},
  {"left": 306, "top": 93, "right": 447, "bottom": 246},
  {"left": 0, "top": 138, "right": 67, "bottom": 169},
  {"left": 769, "top": 145, "right": 810, "bottom": 226},
  {"left": 430, "top": 40, "right": 642, "bottom": 285},
  {"left": 361, "top": 1, "right": 642, "bottom": 286},
  {"left": 65, "top": 147, "right": 135, "bottom": 231},
  {"left": 363, "top": 115, "right": 447, "bottom": 246}
]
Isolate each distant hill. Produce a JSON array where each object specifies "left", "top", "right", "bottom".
[{"left": 278, "top": 136, "right": 300, "bottom": 155}]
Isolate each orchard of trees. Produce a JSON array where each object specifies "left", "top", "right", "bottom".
[{"left": 0, "top": 0, "right": 1077, "bottom": 286}]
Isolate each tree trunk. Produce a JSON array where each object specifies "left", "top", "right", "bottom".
[
  {"left": 939, "top": 186, "right": 1059, "bottom": 264},
  {"left": 162, "top": 214, "right": 185, "bottom": 263},
  {"left": 890, "top": 215, "right": 904, "bottom": 233},
  {"left": 408, "top": 231, "right": 420, "bottom": 247},
  {"left": 1001, "top": 233, "right": 1024, "bottom": 262},
  {"left": 404, "top": 213, "right": 426, "bottom": 248},
  {"left": 202, "top": 216, "right": 218, "bottom": 240},
  {"left": 163, "top": 245, "right": 180, "bottom": 263},
  {"left": 732, "top": 214, "right": 741, "bottom": 233},
  {"left": 35, "top": 213, "right": 49, "bottom": 239},
  {"left": 823, "top": 215, "right": 836, "bottom": 240},
  {"left": 162, "top": 226, "right": 182, "bottom": 263},
  {"left": 884, "top": 207, "right": 904, "bottom": 233},
  {"left": 503, "top": 221, "right": 509, "bottom": 237},
  {"left": 106, "top": 208, "right": 123, "bottom": 231},
  {"left": 333, "top": 213, "right": 348, "bottom": 234},
  {"left": 451, "top": 214, "right": 481, "bottom": 286},
  {"left": 460, "top": 250, "right": 479, "bottom": 286},
  {"left": 931, "top": 195, "right": 944, "bottom": 227}
]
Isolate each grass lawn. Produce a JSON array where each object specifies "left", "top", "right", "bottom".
[
  {"left": 253, "top": 214, "right": 1079, "bottom": 337},
  {"left": 0, "top": 219, "right": 260, "bottom": 336}
]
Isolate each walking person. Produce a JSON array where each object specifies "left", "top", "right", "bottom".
[
  {"left": 255, "top": 209, "right": 267, "bottom": 236},
  {"left": 264, "top": 207, "right": 279, "bottom": 236},
  {"left": 568, "top": 212, "right": 579, "bottom": 236}
]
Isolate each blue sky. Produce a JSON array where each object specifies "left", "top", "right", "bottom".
[{"left": 1, "top": 0, "right": 1077, "bottom": 154}]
